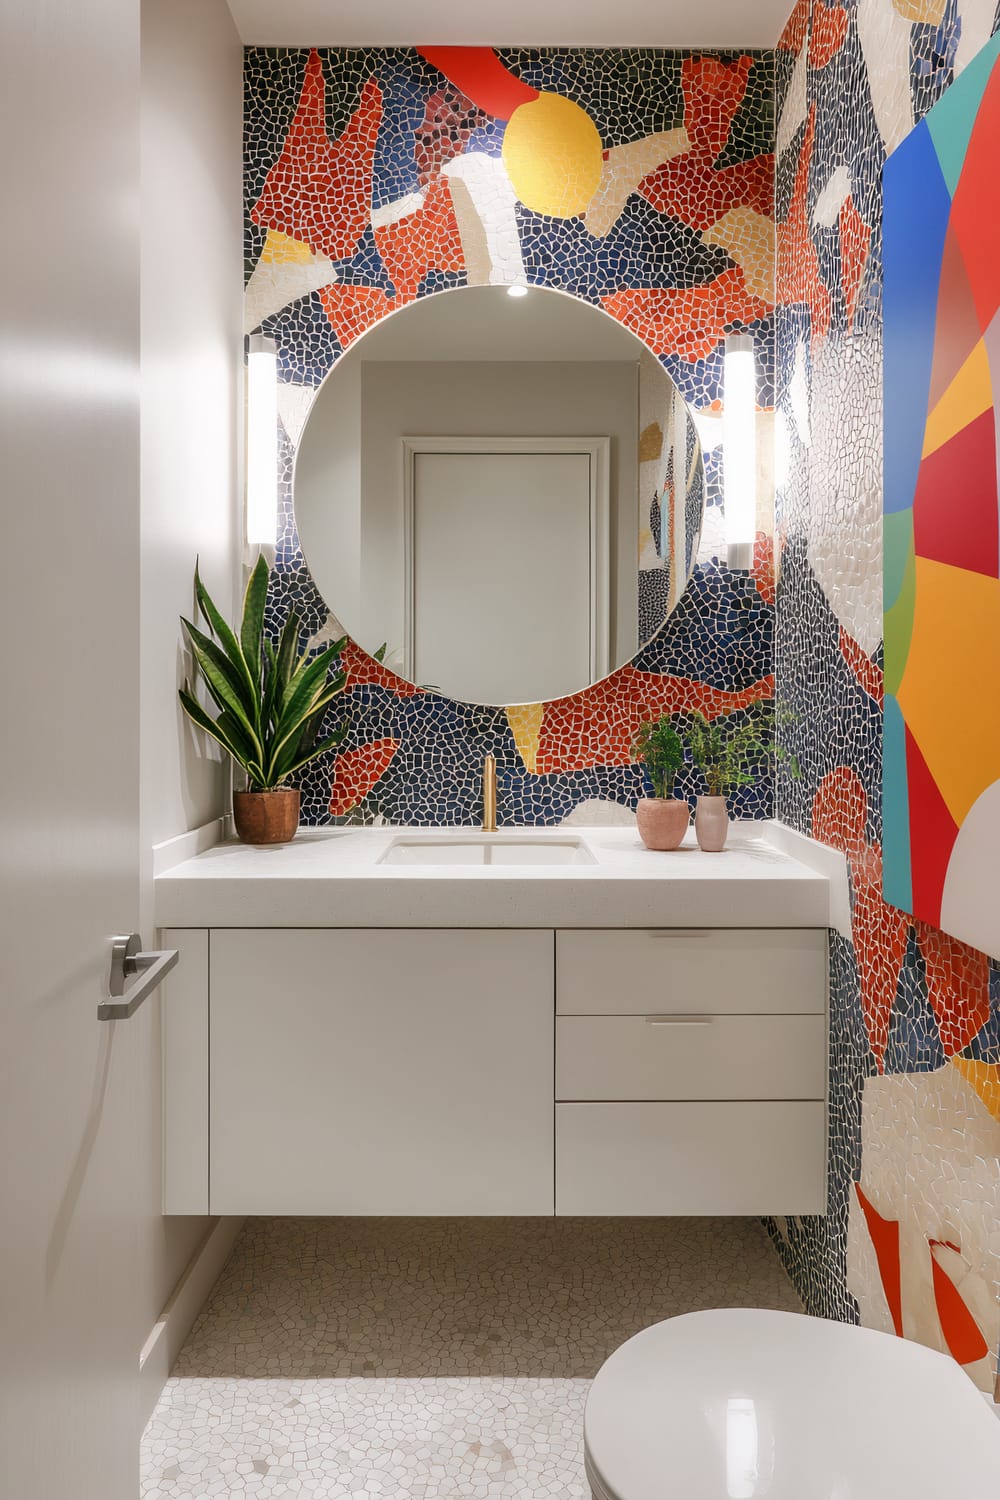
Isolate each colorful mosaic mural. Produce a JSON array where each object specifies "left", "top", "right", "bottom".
[
  {"left": 771, "top": 0, "right": 1000, "bottom": 1392},
  {"left": 883, "top": 32, "right": 1000, "bottom": 960},
  {"left": 244, "top": 46, "right": 777, "bottom": 828}
]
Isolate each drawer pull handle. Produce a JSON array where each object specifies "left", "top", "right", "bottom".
[
  {"left": 645, "top": 1015, "right": 713, "bottom": 1027},
  {"left": 644, "top": 930, "right": 708, "bottom": 939}
]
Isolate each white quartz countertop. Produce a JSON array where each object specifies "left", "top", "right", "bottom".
[{"left": 154, "top": 822, "right": 835, "bottom": 929}]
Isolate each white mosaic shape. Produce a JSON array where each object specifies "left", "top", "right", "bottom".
[
  {"left": 856, "top": 0, "right": 916, "bottom": 154},
  {"left": 847, "top": 1067, "right": 1000, "bottom": 1392},
  {"left": 441, "top": 153, "right": 525, "bottom": 287},
  {"left": 805, "top": 336, "right": 883, "bottom": 655},
  {"left": 812, "top": 164, "right": 853, "bottom": 228},
  {"left": 777, "top": 41, "right": 810, "bottom": 160},
  {"left": 276, "top": 381, "right": 316, "bottom": 450},
  {"left": 956, "top": 0, "right": 1000, "bottom": 72},
  {"left": 244, "top": 253, "right": 337, "bottom": 335}
]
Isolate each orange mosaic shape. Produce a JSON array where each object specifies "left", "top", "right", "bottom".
[
  {"left": 914, "top": 923, "right": 991, "bottom": 1056},
  {"left": 535, "top": 666, "right": 773, "bottom": 776},
  {"left": 373, "top": 176, "right": 465, "bottom": 299},
  {"left": 328, "top": 738, "right": 400, "bottom": 816},
  {"left": 809, "top": 3, "right": 850, "bottom": 68},
  {"left": 838, "top": 193, "right": 872, "bottom": 332},
  {"left": 601, "top": 271, "right": 772, "bottom": 363},
  {"left": 777, "top": 105, "right": 832, "bottom": 349}
]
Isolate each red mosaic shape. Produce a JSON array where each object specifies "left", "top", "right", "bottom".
[
  {"left": 838, "top": 193, "right": 871, "bottom": 333},
  {"left": 328, "top": 738, "right": 400, "bottom": 816},
  {"left": 929, "top": 1243, "right": 990, "bottom": 1365},
  {"left": 251, "top": 52, "right": 381, "bottom": 263},
  {"left": 338, "top": 637, "right": 424, "bottom": 698},
  {"left": 778, "top": 0, "right": 811, "bottom": 56},
  {"left": 535, "top": 667, "right": 773, "bottom": 776},
  {"left": 416, "top": 47, "right": 538, "bottom": 120},
  {"left": 752, "top": 531, "right": 777, "bottom": 607},
  {"left": 415, "top": 88, "right": 487, "bottom": 186},
  {"left": 776, "top": 105, "right": 832, "bottom": 349},
  {"left": 855, "top": 1184, "right": 904, "bottom": 1337},
  {"left": 638, "top": 56, "right": 774, "bottom": 231},
  {"left": 838, "top": 625, "right": 883, "bottom": 705},
  {"left": 915, "top": 924, "right": 991, "bottom": 1057}
]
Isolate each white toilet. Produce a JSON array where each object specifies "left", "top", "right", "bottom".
[{"left": 584, "top": 1308, "right": 1000, "bottom": 1498}]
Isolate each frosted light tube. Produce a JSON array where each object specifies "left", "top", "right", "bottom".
[
  {"left": 723, "top": 333, "right": 756, "bottom": 568},
  {"left": 246, "top": 334, "right": 278, "bottom": 547}
]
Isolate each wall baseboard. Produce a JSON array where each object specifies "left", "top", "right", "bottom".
[{"left": 138, "top": 1215, "right": 244, "bottom": 1431}]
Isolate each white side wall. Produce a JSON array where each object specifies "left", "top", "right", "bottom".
[
  {"left": 140, "top": 0, "right": 243, "bottom": 863},
  {"left": 138, "top": 0, "right": 244, "bottom": 1361}
]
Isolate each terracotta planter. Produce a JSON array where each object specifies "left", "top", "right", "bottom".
[
  {"left": 695, "top": 794, "right": 729, "bottom": 852},
  {"left": 636, "top": 797, "right": 690, "bottom": 851},
  {"left": 233, "top": 787, "right": 300, "bottom": 845}
]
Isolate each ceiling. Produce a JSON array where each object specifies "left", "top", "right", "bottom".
[{"left": 226, "top": 0, "right": 792, "bottom": 50}]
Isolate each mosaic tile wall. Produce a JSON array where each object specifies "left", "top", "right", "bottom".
[
  {"left": 244, "top": 47, "right": 778, "bottom": 827},
  {"left": 769, "top": 0, "right": 1000, "bottom": 1391}
]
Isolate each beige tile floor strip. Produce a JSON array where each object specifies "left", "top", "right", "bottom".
[{"left": 142, "top": 1216, "right": 801, "bottom": 1497}]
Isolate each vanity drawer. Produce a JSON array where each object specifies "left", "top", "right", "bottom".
[
  {"left": 556, "top": 1014, "right": 826, "bottom": 1101},
  {"left": 556, "top": 1101, "right": 826, "bottom": 1215},
  {"left": 556, "top": 929, "right": 827, "bottom": 1015}
]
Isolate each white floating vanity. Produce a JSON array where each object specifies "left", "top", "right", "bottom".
[{"left": 156, "top": 823, "right": 842, "bottom": 1219}]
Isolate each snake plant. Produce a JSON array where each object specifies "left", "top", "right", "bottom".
[{"left": 179, "top": 555, "right": 347, "bottom": 791}]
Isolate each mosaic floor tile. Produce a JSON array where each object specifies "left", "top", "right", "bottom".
[{"left": 142, "top": 1216, "right": 802, "bottom": 1497}]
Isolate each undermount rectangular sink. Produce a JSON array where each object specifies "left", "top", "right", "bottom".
[{"left": 379, "top": 834, "right": 595, "bottom": 867}]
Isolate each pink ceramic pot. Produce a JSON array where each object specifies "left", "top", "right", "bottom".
[
  {"left": 636, "top": 797, "right": 690, "bottom": 851},
  {"left": 695, "top": 795, "right": 729, "bottom": 852}
]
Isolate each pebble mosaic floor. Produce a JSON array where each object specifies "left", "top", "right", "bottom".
[{"left": 142, "top": 1215, "right": 802, "bottom": 1498}]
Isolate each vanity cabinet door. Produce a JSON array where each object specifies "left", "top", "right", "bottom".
[{"left": 209, "top": 929, "right": 554, "bottom": 1215}]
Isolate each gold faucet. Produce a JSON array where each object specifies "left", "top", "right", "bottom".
[{"left": 482, "top": 754, "right": 497, "bottom": 832}]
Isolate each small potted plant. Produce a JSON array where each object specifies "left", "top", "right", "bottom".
[
  {"left": 686, "top": 703, "right": 774, "bottom": 852},
  {"left": 632, "top": 714, "right": 690, "bottom": 850},
  {"left": 179, "top": 555, "right": 348, "bottom": 844}
]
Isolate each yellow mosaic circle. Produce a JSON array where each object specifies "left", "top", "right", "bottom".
[{"left": 502, "top": 93, "right": 603, "bottom": 219}]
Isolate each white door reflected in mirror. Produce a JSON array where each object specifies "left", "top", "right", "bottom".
[{"left": 292, "top": 284, "right": 705, "bottom": 706}]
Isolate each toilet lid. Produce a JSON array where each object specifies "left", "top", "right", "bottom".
[{"left": 584, "top": 1309, "right": 1000, "bottom": 1499}]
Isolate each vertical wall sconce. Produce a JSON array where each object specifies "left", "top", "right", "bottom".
[
  {"left": 246, "top": 333, "right": 278, "bottom": 548},
  {"left": 723, "top": 333, "right": 757, "bottom": 570}
]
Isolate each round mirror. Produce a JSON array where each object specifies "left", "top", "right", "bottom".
[{"left": 293, "top": 285, "right": 704, "bottom": 706}]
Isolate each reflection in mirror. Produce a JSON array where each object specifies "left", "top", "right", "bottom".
[{"left": 293, "top": 286, "right": 704, "bottom": 706}]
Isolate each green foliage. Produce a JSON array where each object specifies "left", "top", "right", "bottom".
[
  {"left": 632, "top": 714, "right": 685, "bottom": 800},
  {"left": 686, "top": 701, "right": 797, "bottom": 797},
  {"left": 179, "top": 555, "right": 348, "bottom": 791}
]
